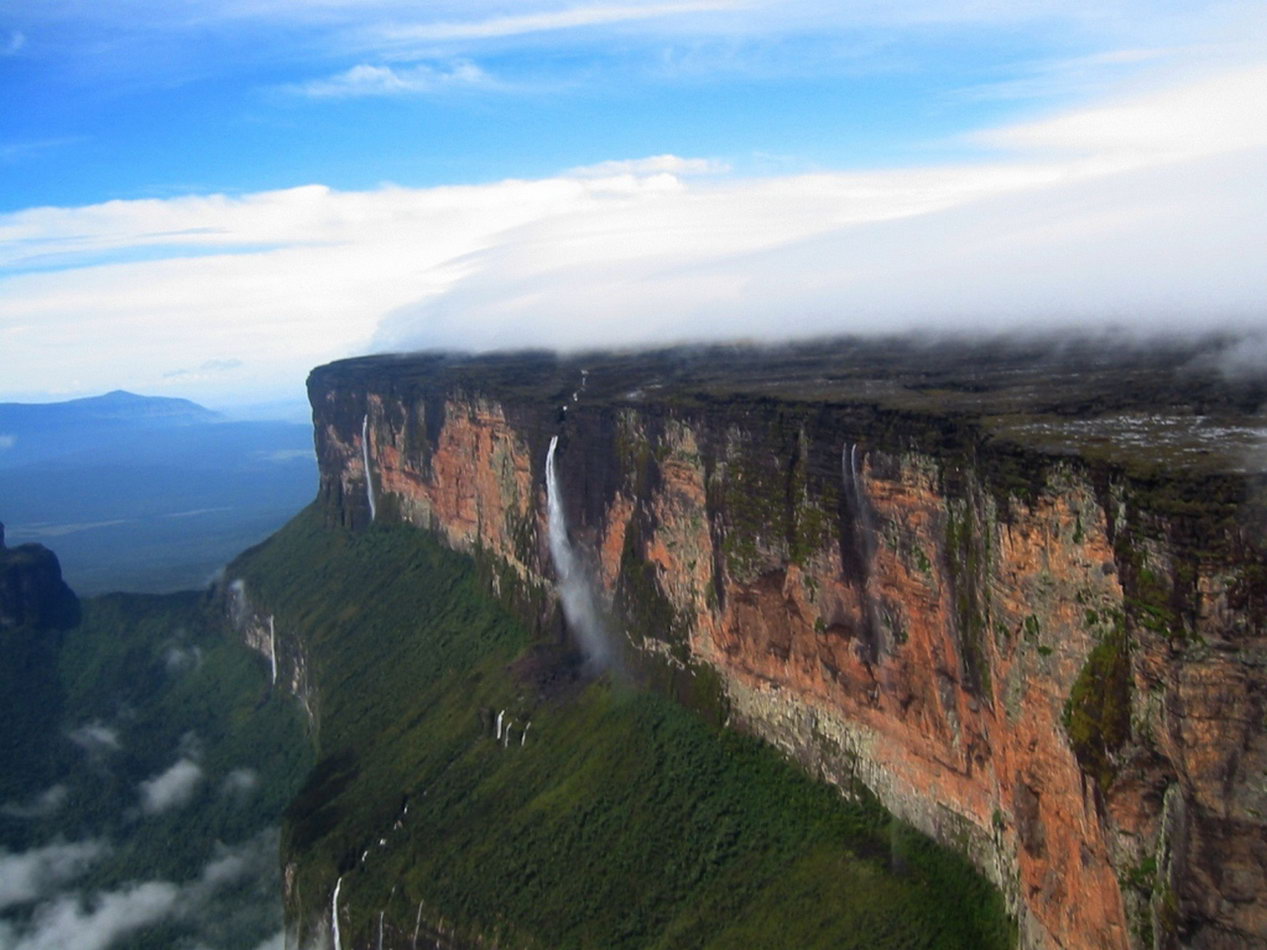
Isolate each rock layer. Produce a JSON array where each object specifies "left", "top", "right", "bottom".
[{"left": 303, "top": 342, "right": 1267, "bottom": 949}]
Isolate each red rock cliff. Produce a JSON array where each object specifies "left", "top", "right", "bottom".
[{"left": 307, "top": 343, "right": 1267, "bottom": 949}]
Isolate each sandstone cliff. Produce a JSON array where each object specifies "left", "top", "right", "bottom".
[{"left": 302, "top": 339, "right": 1267, "bottom": 950}]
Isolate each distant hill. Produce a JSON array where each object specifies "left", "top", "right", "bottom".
[
  {"left": 0, "top": 390, "right": 223, "bottom": 468},
  {"left": 0, "top": 391, "right": 315, "bottom": 594}
]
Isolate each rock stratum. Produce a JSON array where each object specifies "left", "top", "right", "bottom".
[{"left": 296, "top": 336, "right": 1267, "bottom": 949}]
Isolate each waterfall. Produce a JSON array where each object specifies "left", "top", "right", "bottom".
[
  {"left": 268, "top": 615, "right": 277, "bottom": 685},
  {"left": 503, "top": 723, "right": 512, "bottom": 748},
  {"left": 545, "top": 436, "right": 611, "bottom": 667},
  {"left": 362, "top": 414, "right": 377, "bottom": 522},
  {"left": 331, "top": 876, "right": 344, "bottom": 950},
  {"left": 495, "top": 709, "right": 505, "bottom": 741},
  {"left": 843, "top": 442, "right": 883, "bottom": 659},
  {"left": 843, "top": 442, "right": 875, "bottom": 552},
  {"left": 521, "top": 721, "right": 530, "bottom": 747},
  {"left": 377, "top": 910, "right": 385, "bottom": 950},
  {"left": 412, "top": 900, "right": 424, "bottom": 949}
]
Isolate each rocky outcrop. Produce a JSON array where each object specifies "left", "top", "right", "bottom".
[
  {"left": 0, "top": 525, "right": 79, "bottom": 631},
  {"left": 305, "top": 341, "right": 1267, "bottom": 950}
]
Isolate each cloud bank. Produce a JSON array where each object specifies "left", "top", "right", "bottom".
[
  {"left": 0, "top": 840, "right": 104, "bottom": 911},
  {"left": 0, "top": 832, "right": 284, "bottom": 950},
  {"left": 2, "top": 54, "right": 1266, "bottom": 403}
]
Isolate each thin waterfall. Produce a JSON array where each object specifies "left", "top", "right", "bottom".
[
  {"left": 495, "top": 709, "right": 505, "bottom": 741},
  {"left": 377, "top": 910, "right": 385, "bottom": 950},
  {"left": 413, "top": 901, "right": 428, "bottom": 950},
  {"left": 521, "top": 721, "right": 530, "bottom": 747},
  {"left": 412, "top": 900, "right": 424, "bottom": 949},
  {"left": 545, "top": 436, "right": 611, "bottom": 668},
  {"left": 843, "top": 441, "right": 882, "bottom": 659},
  {"left": 362, "top": 414, "right": 377, "bottom": 522},
  {"left": 331, "top": 876, "right": 344, "bottom": 950},
  {"left": 843, "top": 442, "right": 875, "bottom": 559},
  {"left": 268, "top": 615, "right": 277, "bottom": 685}
]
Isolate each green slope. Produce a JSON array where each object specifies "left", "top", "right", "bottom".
[
  {"left": 235, "top": 508, "right": 1013, "bottom": 949},
  {"left": 0, "top": 589, "right": 311, "bottom": 949}
]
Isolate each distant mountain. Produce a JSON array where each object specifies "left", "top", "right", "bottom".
[
  {"left": 0, "top": 391, "right": 315, "bottom": 594},
  {"left": 0, "top": 390, "right": 224, "bottom": 468}
]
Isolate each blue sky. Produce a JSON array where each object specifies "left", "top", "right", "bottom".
[
  {"left": 0, "top": 2, "right": 1215, "bottom": 205},
  {"left": 2, "top": 1, "right": 1266, "bottom": 407}
]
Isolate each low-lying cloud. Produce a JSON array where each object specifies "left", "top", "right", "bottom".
[
  {"left": 67, "top": 723, "right": 120, "bottom": 757},
  {"left": 220, "top": 768, "right": 259, "bottom": 798},
  {"left": 1, "top": 881, "right": 180, "bottom": 950},
  {"left": 1, "top": 785, "right": 68, "bottom": 820},
  {"left": 0, "top": 840, "right": 104, "bottom": 911},
  {"left": 137, "top": 758, "right": 203, "bottom": 814},
  {"left": 0, "top": 831, "right": 284, "bottom": 950}
]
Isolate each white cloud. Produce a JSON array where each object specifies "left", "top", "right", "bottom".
[
  {"left": 5, "top": 881, "right": 180, "bottom": 950},
  {"left": 2, "top": 785, "right": 68, "bottom": 819},
  {"left": 0, "top": 840, "right": 104, "bottom": 910},
  {"left": 0, "top": 434, "right": 14, "bottom": 450},
  {"left": 137, "top": 759, "right": 203, "bottom": 814},
  {"left": 4, "top": 51, "right": 1267, "bottom": 404},
  {"left": 221, "top": 768, "right": 260, "bottom": 797},
  {"left": 67, "top": 723, "right": 120, "bottom": 756},
  {"left": 0, "top": 830, "right": 284, "bottom": 949},
  {"left": 374, "top": 1, "right": 745, "bottom": 43},
  {"left": 976, "top": 62, "right": 1267, "bottom": 161},
  {"left": 567, "top": 154, "right": 731, "bottom": 177},
  {"left": 292, "top": 60, "right": 490, "bottom": 97}
]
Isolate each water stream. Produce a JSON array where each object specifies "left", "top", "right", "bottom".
[
  {"left": 268, "top": 614, "right": 277, "bottom": 685},
  {"left": 362, "top": 414, "right": 377, "bottom": 522},
  {"left": 545, "top": 436, "right": 610, "bottom": 667},
  {"left": 331, "top": 876, "right": 344, "bottom": 950}
]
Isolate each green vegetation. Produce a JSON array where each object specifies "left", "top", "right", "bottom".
[
  {"left": 708, "top": 415, "right": 834, "bottom": 580},
  {"left": 617, "top": 514, "right": 688, "bottom": 657},
  {"left": 944, "top": 499, "right": 992, "bottom": 696},
  {"left": 0, "top": 587, "right": 311, "bottom": 948},
  {"left": 1062, "top": 619, "right": 1132, "bottom": 791},
  {"left": 235, "top": 507, "right": 1013, "bottom": 949}
]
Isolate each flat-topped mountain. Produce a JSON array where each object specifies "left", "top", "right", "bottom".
[{"left": 278, "top": 332, "right": 1267, "bottom": 948}]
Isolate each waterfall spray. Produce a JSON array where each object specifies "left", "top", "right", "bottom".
[
  {"left": 362, "top": 414, "right": 377, "bottom": 522},
  {"left": 331, "top": 876, "right": 344, "bottom": 950},
  {"left": 268, "top": 615, "right": 277, "bottom": 685},
  {"left": 545, "top": 436, "right": 611, "bottom": 668}
]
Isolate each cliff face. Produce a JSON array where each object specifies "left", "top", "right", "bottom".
[
  {"left": 0, "top": 527, "right": 79, "bottom": 631},
  {"left": 303, "top": 341, "right": 1267, "bottom": 950}
]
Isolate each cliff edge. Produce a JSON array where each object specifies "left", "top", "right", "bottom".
[{"left": 300, "top": 336, "right": 1267, "bottom": 950}]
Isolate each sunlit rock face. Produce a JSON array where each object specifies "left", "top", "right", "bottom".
[{"left": 305, "top": 339, "right": 1267, "bottom": 950}]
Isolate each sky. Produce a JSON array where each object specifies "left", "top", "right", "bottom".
[{"left": 1, "top": 0, "right": 1266, "bottom": 408}]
